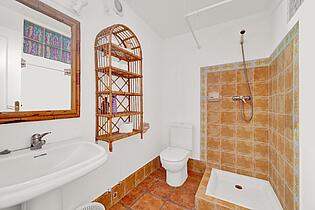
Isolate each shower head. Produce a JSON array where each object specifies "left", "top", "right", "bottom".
[{"left": 240, "top": 30, "right": 246, "bottom": 44}]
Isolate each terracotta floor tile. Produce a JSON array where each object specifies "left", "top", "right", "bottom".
[
  {"left": 180, "top": 177, "right": 201, "bottom": 193},
  {"left": 161, "top": 201, "right": 187, "bottom": 210},
  {"left": 170, "top": 188, "right": 196, "bottom": 209},
  {"left": 113, "top": 169, "right": 201, "bottom": 210},
  {"left": 150, "top": 168, "right": 166, "bottom": 181},
  {"left": 121, "top": 184, "right": 146, "bottom": 207},
  {"left": 188, "top": 171, "right": 203, "bottom": 181},
  {"left": 149, "top": 179, "right": 175, "bottom": 199},
  {"left": 131, "top": 193, "right": 164, "bottom": 210},
  {"left": 110, "top": 202, "right": 128, "bottom": 210},
  {"left": 137, "top": 174, "right": 158, "bottom": 191}
]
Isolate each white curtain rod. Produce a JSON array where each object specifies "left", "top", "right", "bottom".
[{"left": 186, "top": 0, "right": 233, "bottom": 17}]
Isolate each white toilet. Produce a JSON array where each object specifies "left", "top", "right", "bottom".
[{"left": 160, "top": 123, "right": 193, "bottom": 187}]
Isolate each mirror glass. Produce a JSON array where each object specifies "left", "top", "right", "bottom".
[{"left": 0, "top": 1, "right": 72, "bottom": 112}]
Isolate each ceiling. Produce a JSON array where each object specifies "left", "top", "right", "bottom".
[{"left": 125, "top": 0, "right": 280, "bottom": 38}]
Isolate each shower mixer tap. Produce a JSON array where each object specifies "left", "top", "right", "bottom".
[{"left": 232, "top": 95, "right": 251, "bottom": 103}]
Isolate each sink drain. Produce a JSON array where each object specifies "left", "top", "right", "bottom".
[{"left": 235, "top": 184, "right": 243, "bottom": 190}]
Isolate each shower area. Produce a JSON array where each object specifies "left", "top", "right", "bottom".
[{"left": 199, "top": 24, "right": 299, "bottom": 209}]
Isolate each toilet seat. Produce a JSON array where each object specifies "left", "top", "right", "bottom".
[{"left": 160, "top": 147, "right": 190, "bottom": 162}]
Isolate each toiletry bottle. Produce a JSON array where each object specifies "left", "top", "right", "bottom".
[
  {"left": 112, "top": 95, "right": 118, "bottom": 114},
  {"left": 98, "top": 97, "right": 102, "bottom": 114},
  {"left": 101, "top": 100, "right": 104, "bottom": 114},
  {"left": 102, "top": 97, "right": 108, "bottom": 114}
]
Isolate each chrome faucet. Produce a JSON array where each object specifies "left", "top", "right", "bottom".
[{"left": 30, "top": 132, "right": 51, "bottom": 150}]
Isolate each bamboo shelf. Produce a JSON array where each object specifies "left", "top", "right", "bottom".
[
  {"left": 94, "top": 24, "right": 143, "bottom": 152},
  {"left": 96, "top": 91, "right": 142, "bottom": 96},
  {"left": 95, "top": 43, "right": 141, "bottom": 62},
  {"left": 96, "top": 66, "right": 142, "bottom": 79},
  {"left": 97, "top": 130, "right": 142, "bottom": 142},
  {"left": 96, "top": 111, "right": 142, "bottom": 118}
]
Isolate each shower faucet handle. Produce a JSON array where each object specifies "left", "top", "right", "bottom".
[
  {"left": 232, "top": 96, "right": 241, "bottom": 101},
  {"left": 232, "top": 95, "right": 251, "bottom": 102}
]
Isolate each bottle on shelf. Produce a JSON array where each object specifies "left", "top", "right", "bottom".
[
  {"left": 101, "top": 97, "right": 108, "bottom": 114},
  {"left": 112, "top": 95, "right": 118, "bottom": 114}
]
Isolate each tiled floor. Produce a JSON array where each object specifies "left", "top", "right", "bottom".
[{"left": 109, "top": 168, "right": 203, "bottom": 210}]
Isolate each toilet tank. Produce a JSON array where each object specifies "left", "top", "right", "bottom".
[{"left": 170, "top": 123, "right": 193, "bottom": 151}]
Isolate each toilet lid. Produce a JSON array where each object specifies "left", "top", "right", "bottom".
[{"left": 160, "top": 147, "right": 190, "bottom": 162}]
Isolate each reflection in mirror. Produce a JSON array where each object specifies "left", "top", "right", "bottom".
[{"left": 0, "top": 1, "right": 72, "bottom": 112}]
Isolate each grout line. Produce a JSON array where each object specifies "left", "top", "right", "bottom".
[
  {"left": 122, "top": 170, "right": 199, "bottom": 210},
  {"left": 122, "top": 177, "right": 157, "bottom": 209}
]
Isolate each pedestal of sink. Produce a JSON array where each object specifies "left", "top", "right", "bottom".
[
  {"left": 0, "top": 139, "right": 107, "bottom": 210},
  {"left": 21, "top": 189, "right": 62, "bottom": 210}
]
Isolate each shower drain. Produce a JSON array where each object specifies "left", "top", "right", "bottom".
[{"left": 235, "top": 184, "right": 243, "bottom": 190}]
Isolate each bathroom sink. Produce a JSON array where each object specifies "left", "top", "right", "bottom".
[{"left": 0, "top": 140, "right": 107, "bottom": 209}]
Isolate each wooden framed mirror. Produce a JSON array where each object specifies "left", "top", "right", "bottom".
[{"left": 0, "top": 0, "right": 80, "bottom": 124}]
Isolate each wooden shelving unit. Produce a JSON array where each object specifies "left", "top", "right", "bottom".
[{"left": 94, "top": 24, "right": 143, "bottom": 152}]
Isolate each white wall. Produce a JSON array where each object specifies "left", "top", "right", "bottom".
[
  {"left": 161, "top": 12, "right": 272, "bottom": 159},
  {"left": 298, "top": 2, "right": 315, "bottom": 208},
  {"left": 60, "top": 1, "right": 165, "bottom": 209},
  {"left": 0, "top": 0, "right": 164, "bottom": 210},
  {"left": 270, "top": 0, "right": 315, "bottom": 209}
]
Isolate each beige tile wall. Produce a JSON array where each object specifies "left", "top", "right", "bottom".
[
  {"left": 269, "top": 36, "right": 299, "bottom": 210},
  {"left": 188, "top": 159, "right": 207, "bottom": 174},
  {"left": 201, "top": 23, "right": 299, "bottom": 210},
  {"left": 206, "top": 66, "right": 270, "bottom": 180}
]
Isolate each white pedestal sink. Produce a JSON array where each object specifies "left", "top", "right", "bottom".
[{"left": 0, "top": 139, "right": 108, "bottom": 209}]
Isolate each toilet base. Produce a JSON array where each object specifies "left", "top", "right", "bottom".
[{"left": 166, "top": 165, "right": 188, "bottom": 187}]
